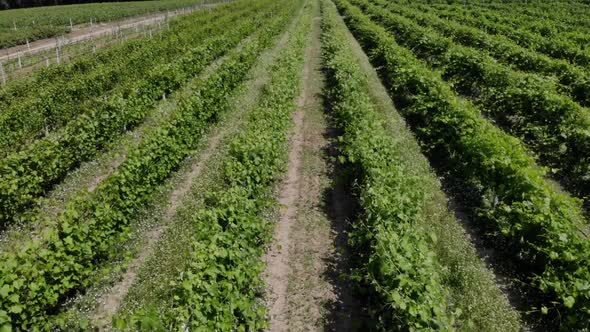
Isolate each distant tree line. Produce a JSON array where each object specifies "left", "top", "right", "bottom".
[{"left": 0, "top": 0, "right": 150, "bottom": 10}]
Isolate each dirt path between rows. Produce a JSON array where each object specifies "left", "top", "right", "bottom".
[
  {"left": 0, "top": 3, "right": 218, "bottom": 62},
  {"left": 264, "top": 1, "right": 361, "bottom": 330},
  {"left": 263, "top": 22, "right": 310, "bottom": 332}
]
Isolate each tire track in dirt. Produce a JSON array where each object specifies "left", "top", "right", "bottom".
[
  {"left": 264, "top": 1, "right": 360, "bottom": 330},
  {"left": 263, "top": 11, "right": 312, "bottom": 332}
]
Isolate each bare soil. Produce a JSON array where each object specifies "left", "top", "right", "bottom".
[
  {"left": 87, "top": 154, "right": 126, "bottom": 193},
  {"left": 264, "top": 1, "right": 361, "bottom": 330},
  {"left": 264, "top": 31, "right": 308, "bottom": 332}
]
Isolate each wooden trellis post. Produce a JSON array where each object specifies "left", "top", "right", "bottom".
[
  {"left": 55, "top": 38, "right": 61, "bottom": 64},
  {"left": 0, "top": 62, "right": 5, "bottom": 86}
]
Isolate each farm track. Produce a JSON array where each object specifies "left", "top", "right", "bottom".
[
  {"left": 0, "top": 2, "right": 220, "bottom": 62},
  {"left": 264, "top": 0, "right": 319, "bottom": 328},
  {"left": 264, "top": 0, "right": 364, "bottom": 330}
]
